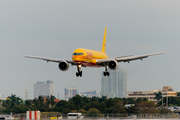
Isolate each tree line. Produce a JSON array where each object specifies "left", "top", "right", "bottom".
[{"left": 2, "top": 92, "right": 180, "bottom": 114}]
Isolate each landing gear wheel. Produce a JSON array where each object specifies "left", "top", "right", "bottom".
[
  {"left": 76, "top": 71, "right": 82, "bottom": 77},
  {"left": 79, "top": 71, "right": 82, "bottom": 77},
  {"left": 103, "top": 67, "right": 110, "bottom": 77},
  {"left": 76, "top": 72, "right": 79, "bottom": 77},
  {"left": 107, "top": 72, "right": 109, "bottom": 76},
  {"left": 103, "top": 72, "right": 110, "bottom": 76},
  {"left": 103, "top": 72, "right": 107, "bottom": 76}
]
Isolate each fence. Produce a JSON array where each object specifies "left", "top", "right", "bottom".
[
  {"left": 13, "top": 113, "right": 180, "bottom": 119},
  {"left": 82, "top": 113, "right": 179, "bottom": 119}
]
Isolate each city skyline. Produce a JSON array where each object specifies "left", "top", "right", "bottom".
[{"left": 0, "top": 1, "right": 178, "bottom": 99}]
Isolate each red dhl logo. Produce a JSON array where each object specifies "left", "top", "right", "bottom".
[{"left": 87, "top": 52, "right": 93, "bottom": 59}]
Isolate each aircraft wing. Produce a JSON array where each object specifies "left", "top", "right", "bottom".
[
  {"left": 25, "top": 55, "right": 78, "bottom": 65},
  {"left": 97, "top": 51, "right": 165, "bottom": 65}
]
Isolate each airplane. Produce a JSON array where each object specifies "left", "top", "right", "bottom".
[{"left": 25, "top": 27, "right": 165, "bottom": 77}]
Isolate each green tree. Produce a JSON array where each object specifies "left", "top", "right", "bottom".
[
  {"left": 97, "top": 102, "right": 106, "bottom": 112},
  {"left": 136, "top": 98, "right": 143, "bottom": 104},
  {"left": 45, "top": 95, "right": 56, "bottom": 109},
  {"left": 177, "top": 92, "right": 180, "bottom": 98},
  {"left": 50, "top": 95, "right": 56, "bottom": 108},
  {"left": 2, "top": 100, "right": 11, "bottom": 108},
  {"left": 7, "top": 94, "right": 23, "bottom": 107},
  {"left": 122, "top": 98, "right": 128, "bottom": 105},
  {"left": 87, "top": 108, "right": 99, "bottom": 116},
  {"left": 127, "top": 98, "right": 135, "bottom": 104},
  {"left": 78, "top": 109, "right": 87, "bottom": 113},
  {"left": 32, "top": 96, "right": 45, "bottom": 111},
  {"left": 25, "top": 100, "right": 32, "bottom": 106},
  {"left": 110, "top": 101, "right": 127, "bottom": 113},
  {"left": 98, "top": 96, "right": 107, "bottom": 103},
  {"left": 82, "top": 96, "right": 90, "bottom": 103},
  {"left": 136, "top": 101, "right": 158, "bottom": 113},
  {"left": 54, "top": 100, "right": 75, "bottom": 113},
  {"left": 154, "top": 91, "right": 162, "bottom": 102},
  {"left": 159, "top": 107, "right": 171, "bottom": 113},
  {"left": 69, "top": 95, "right": 85, "bottom": 110},
  {"left": 105, "top": 98, "right": 114, "bottom": 108},
  {"left": 142, "top": 97, "right": 148, "bottom": 102}
]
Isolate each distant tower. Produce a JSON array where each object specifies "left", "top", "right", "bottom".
[
  {"left": 34, "top": 80, "right": 54, "bottom": 98},
  {"left": 64, "top": 87, "right": 77, "bottom": 101},
  {"left": 101, "top": 68, "right": 127, "bottom": 98},
  {"left": 26, "top": 89, "right": 28, "bottom": 100}
]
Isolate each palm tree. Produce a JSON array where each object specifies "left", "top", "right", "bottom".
[
  {"left": 50, "top": 95, "right": 56, "bottom": 108},
  {"left": 154, "top": 91, "right": 162, "bottom": 102}
]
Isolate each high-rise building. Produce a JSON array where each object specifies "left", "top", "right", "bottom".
[
  {"left": 34, "top": 80, "right": 54, "bottom": 98},
  {"left": 64, "top": 87, "right": 77, "bottom": 101},
  {"left": 101, "top": 68, "right": 127, "bottom": 98}
]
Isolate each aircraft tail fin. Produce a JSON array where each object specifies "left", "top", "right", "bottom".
[{"left": 101, "top": 27, "right": 107, "bottom": 53}]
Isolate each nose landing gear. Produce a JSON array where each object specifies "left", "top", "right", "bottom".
[
  {"left": 76, "top": 65, "right": 82, "bottom": 77},
  {"left": 103, "top": 67, "right": 109, "bottom": 76}
]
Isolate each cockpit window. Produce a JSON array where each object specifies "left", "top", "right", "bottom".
[{"left": 73, "top": 52, "right": 84, "bottom": 55}]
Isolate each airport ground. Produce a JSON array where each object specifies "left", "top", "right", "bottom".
[
  {"left": 3, "top": 93, "right": 180, "bottom": 120},
  {"left": 12, "top": 112, "right": 180, "bottom": 119},
  {"left": 0, "top": 93, "right": 178, "bottom": 120}
]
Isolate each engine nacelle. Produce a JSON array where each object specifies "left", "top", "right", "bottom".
[
  {"left": 58, "top": 61, "right": 69, "bottom": 71},
  {"left": 108, "top": 60, "right": 119, "bottom": 70}
]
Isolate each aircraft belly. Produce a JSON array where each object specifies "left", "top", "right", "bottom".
[
  {"left": 82, "top": 62, "right": 101, "bottom": 67},
  {"left": 74, "top": 61, "right": 101, "bottom": 67}
]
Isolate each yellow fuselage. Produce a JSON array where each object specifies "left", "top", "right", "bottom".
[{"left": 72, "top": 48, "right": 108, "bottom": 67}]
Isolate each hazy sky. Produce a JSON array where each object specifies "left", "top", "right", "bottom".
[{"left": 0, "top": 0, "right": 179, "bottom": 99}]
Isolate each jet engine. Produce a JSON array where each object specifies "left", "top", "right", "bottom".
[
  {"left": 108, "top": 60, "right": 119, "bottom": 70},
  {"left": 58, "top": 61, "right": 69, "bottom": 71}
]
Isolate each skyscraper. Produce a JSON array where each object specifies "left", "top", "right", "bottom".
[
  {"left": 34, "top": 80, "right": 54, "bottom": 98},
  {"left": 101, "top": 68, "right": 127, "bottom": 98},
  {"left": 64, "top": 87, "right": 77, "bottom": 101}
]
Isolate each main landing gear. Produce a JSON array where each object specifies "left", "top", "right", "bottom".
[
  {"left": 103, "top": 67, "right": 109, "bottom": 76},
  {"left": 76, "top": 65, "right": 82, "bottom": 77}
]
